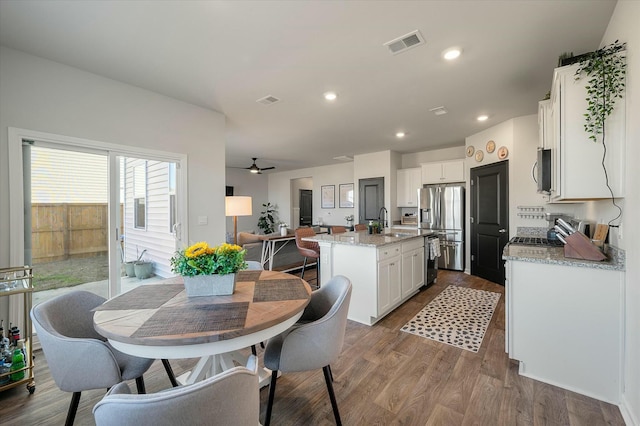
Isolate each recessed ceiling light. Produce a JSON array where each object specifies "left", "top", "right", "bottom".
[
  {"left": 477, "top": 115, "right": 489, "bottom": 122},
  {"left": 396, "top": 132, "right": 406, "bottom": 138},
  {"left": 443, "top": 47, "right": 462, "bottom": 60},
  {"left": 324, "top": 92, "right": 338, "bottom": 101}
]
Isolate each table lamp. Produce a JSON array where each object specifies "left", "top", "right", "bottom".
[{"left": 225, "top": 196, "right": 253, "bottom": 245}]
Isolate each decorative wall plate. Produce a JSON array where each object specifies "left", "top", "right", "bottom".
[
  {"left": 466, "top": 146, "right": 475, "bottom": 157},
  {"left": 486, "top": 140, "right": 496, "bottom": 153},
  {"left": 475, "top": 150, "right": 484, "bottom": 162},
  {"left": 497, "top": 146, "right": 509, "bottom": 159}
]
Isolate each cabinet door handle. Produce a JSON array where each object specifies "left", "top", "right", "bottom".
[{"left": 499, "top": 229, "right": 507, "bottom": 233}]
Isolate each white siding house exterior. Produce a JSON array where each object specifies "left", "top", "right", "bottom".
[
  {"left": 122, "top": 158, "right": 176, "bottom": 277},
  {"left": 31, "top": 146, "right": 107, "bottom": 203}
]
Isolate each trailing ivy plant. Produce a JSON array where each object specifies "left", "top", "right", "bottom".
[{"left": 574, "top": 40, "right": 626, "bottom": 142}]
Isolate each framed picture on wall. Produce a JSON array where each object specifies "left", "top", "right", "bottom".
[
  {"left": 321, "top": 185, "right": 335, "bottom": 208},
  {"left": 339, "top": 183, "right": 354, "bottom": 208}
]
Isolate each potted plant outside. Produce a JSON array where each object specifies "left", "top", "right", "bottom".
[
  {"left": 124, "top": 249, "right": 147, "bottom": 278},
  {"left": 170, "top": 242, "right": 247, "bottom": 296}
]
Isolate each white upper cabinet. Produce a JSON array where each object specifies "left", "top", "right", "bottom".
[
  {"left": 396, "top": 167, "right": 421, "bottom": 207},
  {"left": 550, "top": 63, "right": 625, "bottom": 201},
  {"left": 421, "top": 160, "right": 464, "bottom": 184}
]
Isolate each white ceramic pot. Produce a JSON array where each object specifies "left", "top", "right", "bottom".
[{"left": 280, "top": 227, "right": 287, "bottom": 236}]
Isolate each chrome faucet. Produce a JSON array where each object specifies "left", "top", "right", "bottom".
[{"left": 378, "top": 207, "right": 388, "bottom": 229}]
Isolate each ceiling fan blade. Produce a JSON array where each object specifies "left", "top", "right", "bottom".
[{"left": 260, "top": 166, "right": 276, "bottom": 171}]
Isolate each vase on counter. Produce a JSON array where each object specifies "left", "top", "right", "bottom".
[
  {"left": 280, "top": 226, "right": 288, "bottom": 236},
  {"left": 182, "top": 273, "right": 236, "bottom": 297}
]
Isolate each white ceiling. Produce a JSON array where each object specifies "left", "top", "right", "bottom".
[{"left": 0, "top": 0, "right": 616, "bottom": 172}]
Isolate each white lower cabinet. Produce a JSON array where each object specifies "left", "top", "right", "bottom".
[
  {"left": 401, "top": 240, "right": 424, "bottom": 299},
  {"left": 377, "top": 254, "right": 401, "bottom": 316},
  {"left": 320, "top": 238, "right": 424, "bottom": 325},
  {"left": 506, "top": 260, "right": 623, "bottom": 403}
]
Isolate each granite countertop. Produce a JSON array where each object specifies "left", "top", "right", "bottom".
[
  {"left": 303, "top": 227, "right": 434, "bottom": 248},
  {"left": 503, "top": 242, "right": 625, "bottom": 271}
]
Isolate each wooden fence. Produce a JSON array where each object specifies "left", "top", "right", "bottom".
[{"left": 31, "top": 203, "right": 121, "bottom": 264}]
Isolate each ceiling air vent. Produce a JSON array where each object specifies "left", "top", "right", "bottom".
[
  {"left": 384, "top": 30, "right": 425, "bottom": 55},
  {"left": 333, "top": 155, "right": 354, "bottom": 162},
  {"left": 429, "top": 106, "right": 448, "bottom": 116},
  {"left": 256, "top": 95, "right": 281, "bottom": 106}
]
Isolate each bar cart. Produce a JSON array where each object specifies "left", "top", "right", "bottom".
[{"left": 0, "top": 266, "right": 36, "bottom": 394}]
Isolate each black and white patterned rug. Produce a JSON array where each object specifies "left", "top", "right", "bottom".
[{"left": 401, "top": 285, "right": 501, "bottom": 353}]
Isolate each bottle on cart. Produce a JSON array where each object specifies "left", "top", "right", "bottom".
[
  {"left": 0, "top": 359, "right": 10, "bottom": 385},
  {"left": 9, "top": 344, "right": 25, "bottom": 382}
]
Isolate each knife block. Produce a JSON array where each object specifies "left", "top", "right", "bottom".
[{"left": 563, "top": 232, "right": 607, "bottom": 261}]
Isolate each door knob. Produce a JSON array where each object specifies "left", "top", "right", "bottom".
[{"left": 498, "top": 229, "right": 507, "bottom": 233}]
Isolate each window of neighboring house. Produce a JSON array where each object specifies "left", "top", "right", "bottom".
[
  {"left": 168, "top": 162, "right": 177, "bottom": 233},
  {"left": 134, "top": 162, "right": 147, "bottom": 229}
]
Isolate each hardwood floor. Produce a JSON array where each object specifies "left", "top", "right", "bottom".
[{"left": 0, "top": 270, "right": 624, "bottom": 425}]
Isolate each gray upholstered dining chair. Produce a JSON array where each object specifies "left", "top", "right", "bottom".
[
  {"left": 245, "top": 260, "right": 264, "bottom": 270},
  {"left": 31, "top": 290, "right": 170, "bottom": 426},
  {"left": 263, "top": 275, "right": 352, "bottom": 426},
  {"left": 93, "top": 355, "right": 259, "bottom": 426}
]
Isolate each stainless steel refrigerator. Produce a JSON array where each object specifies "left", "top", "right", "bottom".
[{"left": 418, "top": 183, "right": 465, "bottom": 271}]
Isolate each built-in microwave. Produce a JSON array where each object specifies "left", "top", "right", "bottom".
[{"left": 536, "top": 148, "right": 551, "bottom": 194}]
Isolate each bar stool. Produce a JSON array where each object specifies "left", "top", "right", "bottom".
[
  {"left": 294, "top": 227, "right": 320, "bottom": 286},
  {"left": 331, "top": 226, "right": 347, "bottom": 234}
]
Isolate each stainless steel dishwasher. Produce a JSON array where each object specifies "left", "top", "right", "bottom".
[{"left": 424, "top": 235, "right": 439, "bottom": 285}]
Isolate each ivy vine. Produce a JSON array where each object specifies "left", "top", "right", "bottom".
[{"left": 574, "top": 40, "right": 626, "bottom": 142}]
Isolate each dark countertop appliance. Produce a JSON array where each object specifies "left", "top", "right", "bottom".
[{"left": 536, "top": 148, "right": 552, "bottom": 194}]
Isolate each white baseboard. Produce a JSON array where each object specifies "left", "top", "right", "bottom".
[{"left": 620, "top": 394, "right": 638, "bottom": 426}]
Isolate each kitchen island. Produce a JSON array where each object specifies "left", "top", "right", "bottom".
[
  {"left": 304, "top": 228, "right": 433, "bottom": 325},
  {"left": 503, "top": 242, "right": 625, "bottom": 403}
]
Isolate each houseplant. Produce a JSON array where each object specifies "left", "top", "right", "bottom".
[
  {"left": 574, "top": 40, "right": 626, "bottom": 143},
  {"left": 258, "top": 202, "right": 277, "bottom": 234},
  {"left": 170, "top": 242, "right": 246, "bottom": 296}
]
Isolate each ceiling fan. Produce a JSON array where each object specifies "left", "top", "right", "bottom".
[{"left": 244, "top": 157, "right": 275, "bottom": 174}]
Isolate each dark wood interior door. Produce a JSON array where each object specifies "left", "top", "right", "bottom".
[
  {"left": 299, "top": 189, "right": 312, "bottom": 226},
  {"left": 358, "top": 177, "right": 384, "bottom": 224},
  {"left": 470, "top": 160, "right": 509, "bottom": 285}
]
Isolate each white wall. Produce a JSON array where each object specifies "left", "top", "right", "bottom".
[
  {"left": 401, "top": 145, "right": 466, "bottom": 168},
  {"left": 224, "top": 168, "right": 269, "bottom": 234},
  {"left": 0, "top": 46, "right": 227, "bottom": 268},
  {"left": 268, "top": 162, "right": 355, "bottom": 228},
  {"left": 598, "top": 1, "right": 640, "bottom": 423},
  {"left": 353, "top": 151, "right": 393, "bottom": 225}
]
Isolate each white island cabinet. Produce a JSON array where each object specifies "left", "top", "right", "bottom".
[
  {"left": 311, "top": 231, "right": 428, "bottom": 325},
  {"left": 504, "top": 245, "right": 624, "bottom": 403}
]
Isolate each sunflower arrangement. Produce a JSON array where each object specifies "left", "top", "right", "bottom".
[{"left": 170, "top": 242, "right": 246, "bottom": 277}]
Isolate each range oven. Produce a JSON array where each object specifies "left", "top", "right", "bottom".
[{"left": 509, "top": 236, "right": 564, "bottom": 247}]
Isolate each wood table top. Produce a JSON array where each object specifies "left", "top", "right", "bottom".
[{"left": 93, "top": 270, "right": 311, "bottom": 348}]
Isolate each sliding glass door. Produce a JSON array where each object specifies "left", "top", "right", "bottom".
[{"left": 15, "top": 133, "right": 186, "bottom": 304}]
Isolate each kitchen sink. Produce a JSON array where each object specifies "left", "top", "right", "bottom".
[{"left": 386, "top": 232, "right": 413, "bottom": 238}]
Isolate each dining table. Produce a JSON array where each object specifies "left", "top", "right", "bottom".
[{"left": 93, "top": 269, "right": 311, "bottom": 386}]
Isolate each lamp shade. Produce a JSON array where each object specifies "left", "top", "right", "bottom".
[{"left": 225, "top": 196, "right": 252, "bottom": 217}]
